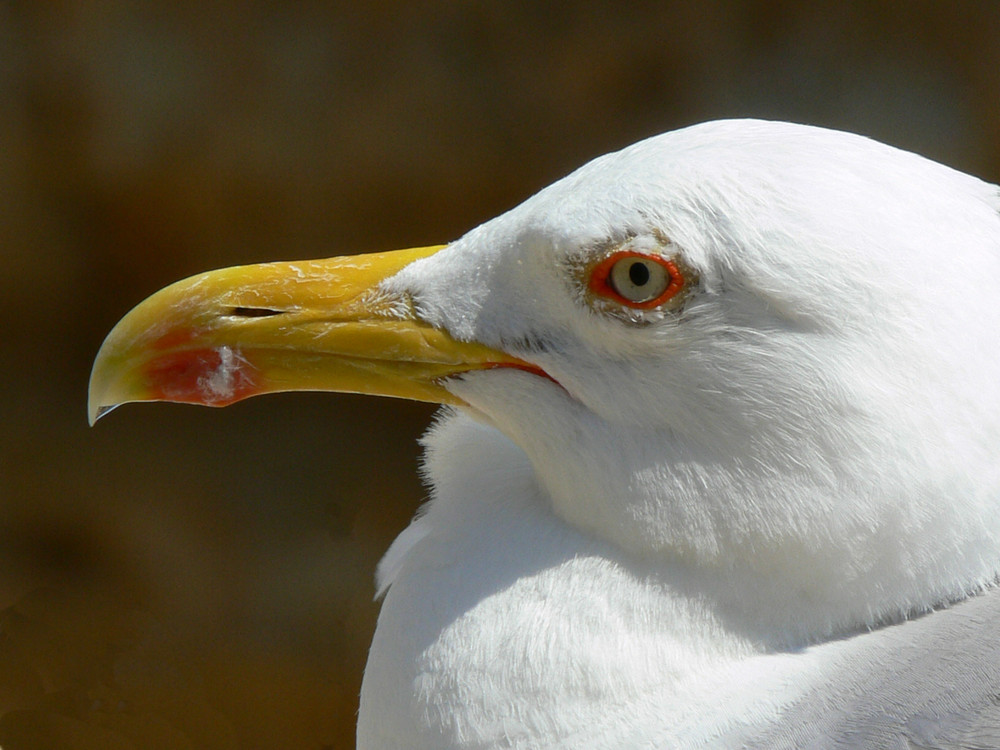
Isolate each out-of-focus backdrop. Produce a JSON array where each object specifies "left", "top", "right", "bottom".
[{"left": 1, "top": 2, "right": 998, "bottom": 748}]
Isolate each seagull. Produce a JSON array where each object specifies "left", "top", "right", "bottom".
[{"left": 89, "top": 119, "right": 1000, "bottom": 749}]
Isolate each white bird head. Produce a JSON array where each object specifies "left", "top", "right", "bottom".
[
  {"left": 384, "top": 120, "right": 1000, "bottom": 637},
  {"left": 91, "top": 119, "right": 1000, "bottom": 642}
]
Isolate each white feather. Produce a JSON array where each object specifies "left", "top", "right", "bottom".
[{"left": 359, "top": 120, "right": 1000, "bottom": 749}]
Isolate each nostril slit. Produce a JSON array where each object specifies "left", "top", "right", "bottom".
[{"left": 228, "top": 307, "right": 284, "bottom": 318}]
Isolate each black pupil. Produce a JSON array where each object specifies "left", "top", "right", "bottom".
[{"left": 628, "top": 261, "right": 650, "bottom": 287}]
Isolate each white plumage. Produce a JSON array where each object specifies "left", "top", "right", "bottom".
[{"left": 361, "top": 121, "right": 1000, "bottom": 748}]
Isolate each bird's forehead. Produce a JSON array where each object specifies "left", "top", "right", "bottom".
[
  {"left": 402, "top": 122, "right": 790, "bottom": 277},
  {"left": 388, "top": 118, "right": 998, "bottom": 332}
]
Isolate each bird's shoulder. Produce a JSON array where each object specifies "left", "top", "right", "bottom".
[{"left": 738, "top": 586, "right": 1000, "bottom": 749}]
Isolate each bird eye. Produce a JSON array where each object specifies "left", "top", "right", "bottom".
[{"left": 589, "top": 251, "right": 685, "bottom": 309}]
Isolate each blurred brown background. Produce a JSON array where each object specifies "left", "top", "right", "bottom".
[{"left": 1, "top": 1, "right": 998, "bottom": 748}]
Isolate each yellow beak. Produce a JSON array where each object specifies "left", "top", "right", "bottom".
[{"left": 88, "top": 245, "right": 534, "bottom": 425}]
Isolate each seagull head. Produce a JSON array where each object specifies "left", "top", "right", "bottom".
[{"left": 90, "top": 120, "right": 1000, "bottom": 639}]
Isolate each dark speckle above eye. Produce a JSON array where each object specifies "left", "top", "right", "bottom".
[{"left": 498, "top": 331, "right": 556, "bottom": 355}]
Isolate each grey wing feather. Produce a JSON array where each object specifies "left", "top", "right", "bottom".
[{"left": 738, "top": 587, "right": 1000, "bottom": 750}]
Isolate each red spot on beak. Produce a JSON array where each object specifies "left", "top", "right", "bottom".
[
  {"left": 144, "top": 347, "right": 261, "bottom": 406},
  {"left": 152, "top": 327, "right": 200, "bottom": 351}
]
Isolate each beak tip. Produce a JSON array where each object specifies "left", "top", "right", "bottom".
[
  {"left": 88, "top": 401, "right": 117, "bottom": 426},
  {"left": 88, "top": 341, "right": 126, "bottom": 425}
]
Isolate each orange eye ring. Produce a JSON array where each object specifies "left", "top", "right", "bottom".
[{"left": 588, "top": 251, "right": 685, "bottom": 309}]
